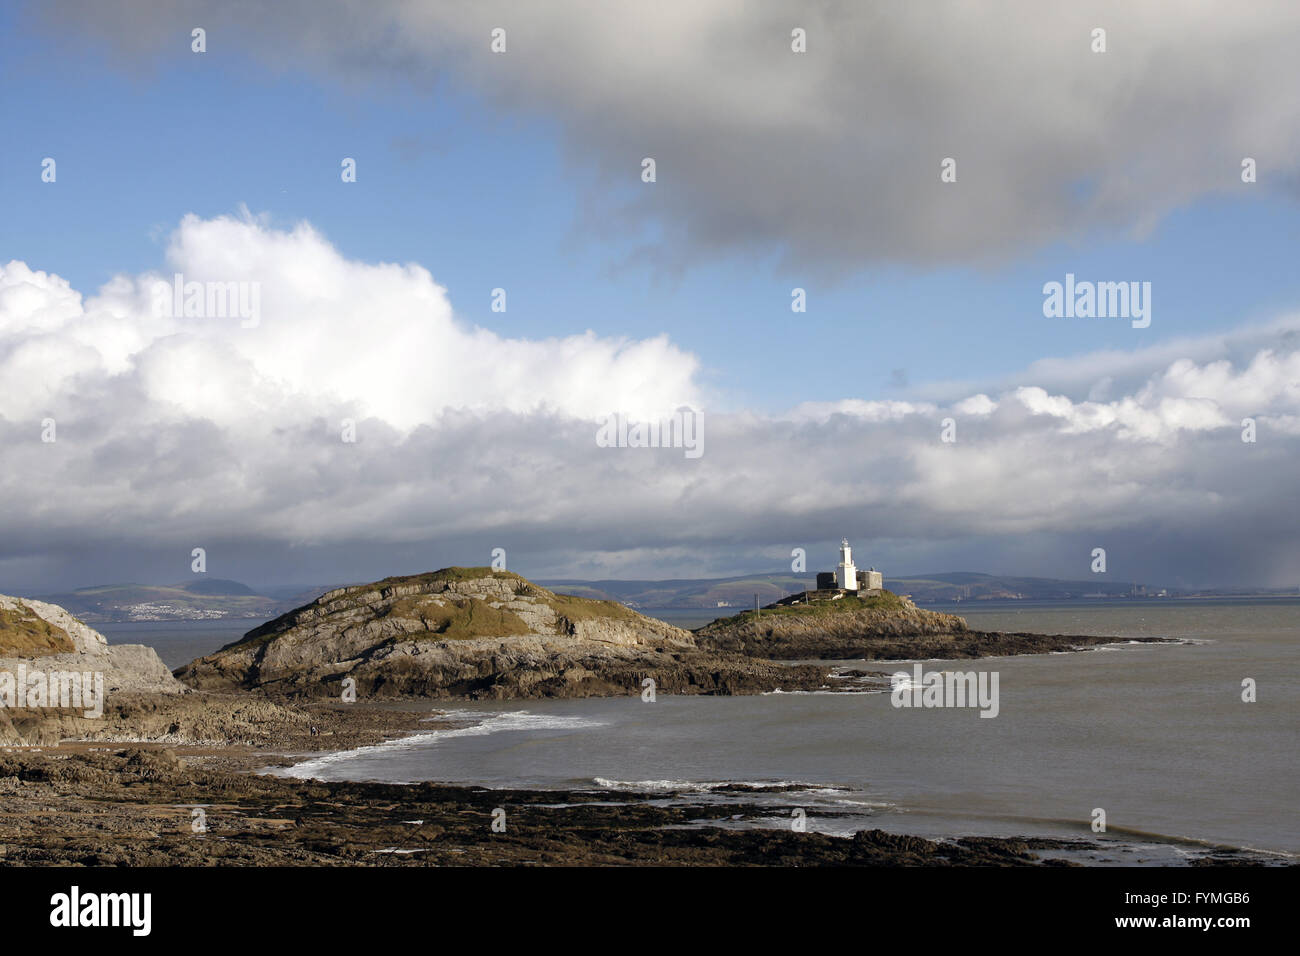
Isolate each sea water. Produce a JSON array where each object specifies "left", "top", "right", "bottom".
[{"left": 271, "top": 601, "right": 1298, "bottom": 862}]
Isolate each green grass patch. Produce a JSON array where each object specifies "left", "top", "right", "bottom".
[
  {"left": 386, "top": 596, "right": 531, "bottom": 640},
  {"left": 718, "top": 590, "right": 905, "bottom": 625},
  {"left": 371, "top": 567, "right": 527, "bottom": 589},
  {"left": 0, "top": 603, "right": 76, "bottom": 655},
  {"left": 543, "top": 592, "right": 640, "bottom": 623}
]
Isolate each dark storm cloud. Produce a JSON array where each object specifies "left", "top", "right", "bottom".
[{"left": 29, "top": 0, "right": 1300, "bottom": 272}]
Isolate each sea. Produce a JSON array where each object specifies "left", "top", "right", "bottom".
[
  {"left": 98, "top": 618, "right": 254, "bottom": 670},
  {"left": 104, "top": 600, "right": 1299, "bottom": 864}
]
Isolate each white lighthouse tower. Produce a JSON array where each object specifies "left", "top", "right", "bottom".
[{"left": 836, "top": 538, "right": 859, "bottom": 591}]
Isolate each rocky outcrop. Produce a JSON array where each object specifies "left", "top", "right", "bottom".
[
  {"left": 176, "top": 568, "right": 830, "bottom": 699},
  {"left": 0, "top": 595, "right": 184, "bottom": 695},
  {"left": 0, "top": 738, "right": 1122, "bottom": 866},
  {"left": 695, "top": 592, "right": 1130, "bottom": 659},
  {"left": 0, "top": 595, "right": 184, "bottom": 745},
  {"left": 695, "top": 593, "right": 968, "bottom": 658}
]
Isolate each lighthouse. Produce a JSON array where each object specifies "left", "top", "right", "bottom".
[{"left": 836, "top": 538, "right": 859, "bottom": 591}]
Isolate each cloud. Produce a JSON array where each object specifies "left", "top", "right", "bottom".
[
  {"left": 3, "top": 214, "right": 1299, "bottom": 590},
  {"left": 31, "top": 0, "right": 1300, "bottom": 272},
  {"left": 911, "top": 315, "right": 1300, "bottom": 406},
  {"left": 1, "top": 212, "right": 701, "bottom": 430}
]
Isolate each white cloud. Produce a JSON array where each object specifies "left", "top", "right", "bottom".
[
  {"left": 1, "top": 213, "right": 701, "bottom": 430},
  {"left": 2, "top": 215, "right": 1299, "bottom": 589},
  {"left": 953, "top": 394, "right": 997, "bottom": 417},
  {"left": 784, "top": 399, "right": 936, "bottom": 423}
]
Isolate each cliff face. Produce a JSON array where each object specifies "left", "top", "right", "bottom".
[
  {"left": 0, "top": 595, "right": 183, "bottom": 693},
  {"left": 0, "top": 595, "right": 184, "bottom": 745},
  {"left": 175, "top": 568, "right": 829, "bottom": 699}
]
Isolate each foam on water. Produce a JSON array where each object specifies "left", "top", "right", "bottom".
[
  {"left": 590, "top": 777, "right": 835, "bottom": 794},
  {"left": 269, "top": 709, "right": 605, "bottom": 780}
]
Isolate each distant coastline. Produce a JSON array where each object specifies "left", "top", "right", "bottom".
[{"left": 29, "top": 572, "right": 1300, "bottom": 625}]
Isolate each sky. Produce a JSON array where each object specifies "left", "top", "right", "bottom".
[{"left": 2, "top": 0, "right": 1299, "bottom": 593}]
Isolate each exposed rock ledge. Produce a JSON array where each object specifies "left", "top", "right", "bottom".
[
  {"left": 175, "top": 569, "right": 830, "bottom": 699},
  {"left": 0, "top": 595, "right": 184, "bottom": 745}
]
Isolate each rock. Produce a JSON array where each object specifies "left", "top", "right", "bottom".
[
  {"left": 694, "top": 591, "right": 1130, "bottom": 659},
  {"left": 1, "top": 594, "right": 183, "bottom": 693},
  {"left": 0, "top": 594, "right": 183, "bottom": 745}
]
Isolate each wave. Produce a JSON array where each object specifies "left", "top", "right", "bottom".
[
  {"left": 590, "top": 777, "right": 840, "bottom": 795},
  {"left": 268, "top": 709, "right": 605, "bottom": 780},
  {"left": 760, "top": 688, "right": 878, "bottom": 695}
]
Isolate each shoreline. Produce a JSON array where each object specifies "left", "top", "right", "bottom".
[
  {"left": 256, "top": 696, "right": 1290, "bottom": 868},
  {"left": 1, "top": 743, "right": 1272, "bottom": 867},
  {"left": 0, "top": 685, "right": 1283, "bottom": 867},
  {"left": 0, "top": 634, "right": 1280, "bottom": 868}
]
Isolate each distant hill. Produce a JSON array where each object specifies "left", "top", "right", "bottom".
[
  {"left": 884, "top": 572, "right": 1149, "bottom": 603},
  {"left": 176, "top": 578, "right": 260, "bottom": 597},
  {"left": 539, "top": 574, "right": 815, "bottom": 610},
  {"left": 36, "top": 580, "right": 288, "bottom": 623},
  {"left": 540, "top": 571, "right": 1248, "bottom": 608}
]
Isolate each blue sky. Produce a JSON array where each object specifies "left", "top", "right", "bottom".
[
  {"left": 5, "top": 6, "right": 1298, "bottom": 415},
  {"left": 4, "top": 1, "right": 1300, "bottom": 592}
]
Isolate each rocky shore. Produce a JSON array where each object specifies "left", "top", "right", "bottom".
[
  {"left": 0, "top": 695, "right": 1105, "bottom": 867},
  {"left": 0, "top": 695, "right": 1266, "bottom": 867},
  {"left": 0, "top": 752, "right": 1080, "bottom": 866}
]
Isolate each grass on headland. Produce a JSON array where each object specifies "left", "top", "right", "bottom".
[
  {"left": 0, "top": 603, "right": 77, "bottom": 655},
  {"left": 381, "top": 576, "right": 641, "bottom": 639},
  {"left": 543, "top": 592, "right": 641, "bottom": 623},
  {"left": 370, "top": 567, "right": 527, "bottom": 589},
  {"left": 384, "top": 596, "right": 532, "bottom": 640},
  {"left": 240, "top": 568, "right": 645, "bottom": 648},
  {"left": 712, "top": 590, "right": 906, "bottom": 627}
]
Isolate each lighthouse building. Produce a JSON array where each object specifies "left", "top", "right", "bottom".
[
  {"left": 812, "top": 539, "right": 883, "bottom": 596},
  {"left": 777, "top": 539, "right": 886, "bottom": 608},
  {"left": 836, "top": 539, "right": 858, "bottom": 591}
]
